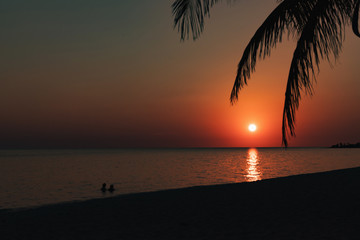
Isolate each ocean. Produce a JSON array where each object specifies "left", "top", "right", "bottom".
[{"left": 0, "top": 148, "right": 359, "bottom": 209}]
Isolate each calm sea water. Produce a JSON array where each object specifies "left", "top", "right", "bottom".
[{"left": 0, "top": 148, "right": 359, "bottom": 209}]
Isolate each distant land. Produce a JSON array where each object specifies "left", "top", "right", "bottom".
[{"left": 331, "top": 142, "right": 360, "bottom": 148}]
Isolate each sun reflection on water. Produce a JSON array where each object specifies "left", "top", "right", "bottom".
[{"left": 246, "top": 148, "right": 261, "bottom": 182}]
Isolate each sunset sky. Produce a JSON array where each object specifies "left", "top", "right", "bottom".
[{"left": 1, "top": 0, "right": 359, "bottom": 148}]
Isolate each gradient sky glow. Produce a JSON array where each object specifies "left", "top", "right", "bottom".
[{"left": 1, "top": 0, "right": 359, "bottom": 148}]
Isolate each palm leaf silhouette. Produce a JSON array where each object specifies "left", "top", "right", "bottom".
[
  {"left": 353, "top": 0, "right": 360, "bottom": 37},
  {"left": 282, "top": 0, "right": 353, "bottom": 146},
  {"left": 172, "top": 0, "right": 360, "bottom": 146},
  {"left": 172, "top": 0, "right": 224, "bottom": 40},
  {"left": 230, "top": 0, "right": 316, "bottom": 102}
]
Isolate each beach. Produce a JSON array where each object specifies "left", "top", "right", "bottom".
[{"left": 1, "top": 167, "right": 360, "bottom": 239}]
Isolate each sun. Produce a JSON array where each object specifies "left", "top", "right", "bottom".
[{"left": 248, "top": 124, "right": 257, "bottom": 132}]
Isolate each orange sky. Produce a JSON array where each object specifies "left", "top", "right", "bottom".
[{"left": 0, "top": 0, "right": 359, "bottom": 148}]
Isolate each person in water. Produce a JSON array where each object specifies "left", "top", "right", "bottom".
[
  {"left": 101, "top": 183, "right": 107, "bottom": 192},
  {"left": 108, "top": 184, "right": 115, "bottom": 193}
]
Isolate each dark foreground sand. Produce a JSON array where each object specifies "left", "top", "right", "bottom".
[{"left": 1, "top": 167, "right": 360, "bottom": 240}]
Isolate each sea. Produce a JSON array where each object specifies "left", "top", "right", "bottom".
[{"left": 0, "top": 148, "right": 359, "bottom": 209}]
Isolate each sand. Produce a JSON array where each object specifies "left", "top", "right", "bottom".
[{"left": 1, "top": 167, "right": 360, "bottom": 239}]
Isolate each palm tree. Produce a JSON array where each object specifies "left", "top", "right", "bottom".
[{"left": 172, "top": 0, "right": 360, "bottom": 146}]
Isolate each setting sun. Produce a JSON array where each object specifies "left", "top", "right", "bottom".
[{"left": 248, "top": 124, "right": 257, "bottom": 132}]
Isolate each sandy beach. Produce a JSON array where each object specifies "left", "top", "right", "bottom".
[{"left": 1, "top": 167, "right": 360, "bottom": 240}]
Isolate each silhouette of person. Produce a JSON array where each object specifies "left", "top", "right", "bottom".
[
  {"left": 101, "top": 183, "right": 107, "bottom": 192},
  {"left": 108, "top": 184, "right": 115, "bottom": 193}
]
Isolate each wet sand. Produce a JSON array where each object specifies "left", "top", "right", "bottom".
[{"left": 1, "top": 167, "right": 360, "bottom": 239}]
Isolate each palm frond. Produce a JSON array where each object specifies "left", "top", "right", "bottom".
[
  {"left": 172, "top": 0, "right": 224, "bottom": 40},
  {"left": 230, "top": 0, "right": 316, "bottom": 103},
  {"left": 282, "top": 0, "right": 349, "bottom": 146},
  {"left": 353, "top": 0, "right": 360, "bottom": 37}
]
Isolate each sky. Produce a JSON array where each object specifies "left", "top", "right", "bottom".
[{"left": 1, "top": 0, "right": 359, "bottom": 148}]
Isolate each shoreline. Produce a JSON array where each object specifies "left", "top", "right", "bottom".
[{"left": 1, "top": 167, "right": 360, "bottom": 239}]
